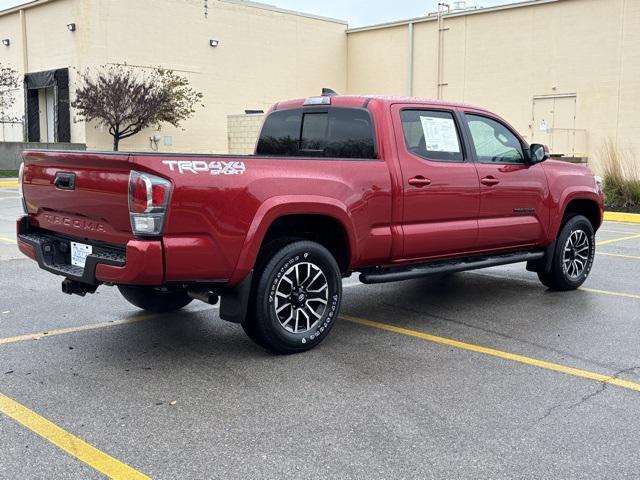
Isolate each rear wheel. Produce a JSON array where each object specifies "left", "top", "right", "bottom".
[
  {"left": 118, "top": 286, "right": 193, "bottom": 313},
  {"left": 244, "top": 240, "right": 342, "bottom": 354},
  {"left": 537, "top": 215, "right": 595, "bottom": 290}
]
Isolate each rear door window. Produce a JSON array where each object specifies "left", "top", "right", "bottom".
[
  {"left": 325, "top": 108, "right": 376, "bottom": 159},
  {"left": 400, "top": 109, "right": 464, "bottom": 162},
  {"left": 257, "top": 107, "right": 376, "bottom": 159}
]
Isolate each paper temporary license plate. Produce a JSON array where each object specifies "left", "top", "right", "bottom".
[{"left": 71, "top": 242, "right": 92, "bottom": 268}]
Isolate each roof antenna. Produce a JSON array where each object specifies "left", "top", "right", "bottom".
[{"left": 322, "top": 88, "right": 338, "bottom": 97}]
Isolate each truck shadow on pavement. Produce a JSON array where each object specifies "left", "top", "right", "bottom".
[{"left": 62, "top": 269, "right": 610, "bottom": 384}]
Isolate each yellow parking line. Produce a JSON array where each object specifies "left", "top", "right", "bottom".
[
  {"left": 0, "top": 180, "right": 18, "bottom": 188},
  {"left": 340, "top": 314, "right": 640, "bottom": 393},
  {"left": 597, "top": 233, "right": 640, "bottom": 246},
  {"left": 0, "top": 392, "right": 150, "bottom": 479},
  {"left": 0, "top": 305, "right": 216, "bottom": 346},
  {"left": 468, "top": 270, "right": 640, "bottom": 300},
  {"left": 598, "top": 252, "right": 640, "bottom": 260},
  {"left": 600, "top": 228, "right": 640, "bottom": 235},
  {"left": 0, "top": 236, "right": 17, "bottom": 244},
  {"left": 605, "top": 220, "right": 640, "bottom": 227},
  {"left": 581, "top": 287, "right": 640, "bottom": 300},
  {"left": 0, "top": 315, "right": 155, "bottom": 345}
]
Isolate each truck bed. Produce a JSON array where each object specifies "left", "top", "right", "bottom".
[{"left": 20, "top": 149, "right": 393, "bottom": 286}]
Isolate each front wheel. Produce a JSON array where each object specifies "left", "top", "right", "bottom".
[
  {"left": 245, "top": 240, "right": 342, "bottom": 354},
  {"left": 537, "top": 215, "right": 595, "bottom": 290},
  {"left": 118, "top": 286, "right": 193, "bottom": 313}
]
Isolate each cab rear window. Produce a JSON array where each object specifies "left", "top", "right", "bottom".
[{"left": 257, "top": 107, "right": 376, "bottom": 159}]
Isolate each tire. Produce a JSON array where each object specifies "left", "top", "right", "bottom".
[
  {"left": 241, "top": 317, "right": 267, "bottom": 348},
  {"left": 537, "top": 214, "right": 595, "bottom": 290},
  {"left": 118, "top": 285, "right": 193, "bottom": 313},
  {"left": 245, "top": 240, "right": 342, "bottom": 354}
]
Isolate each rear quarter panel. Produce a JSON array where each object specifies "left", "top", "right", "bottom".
[{"left": 132, "top": 155, "right": 393, "bottom": 283}]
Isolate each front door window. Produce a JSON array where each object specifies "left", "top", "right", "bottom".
[{"left": 466, "top": 114, "right": 524, "bottom": 164}]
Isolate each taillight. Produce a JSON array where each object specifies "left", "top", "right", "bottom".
[
  {"left": 128, "top": 171, "right": 172, "bottom": 236},
  {"left": 18, "top": 162, "right": 26, "bottom": 214}
]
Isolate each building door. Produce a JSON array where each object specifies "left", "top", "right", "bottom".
[
  {"left": 45, "top": 87, "right": 55, "bottom": 142},
  {"left": 38, "top": 87, "right": 56, "bottom": 142},
  {"left": 25, "top": 68, "right": 71, "bottom": 143},
  {"left": 531, "top": 95, "right": 576, "bottom": 156}
]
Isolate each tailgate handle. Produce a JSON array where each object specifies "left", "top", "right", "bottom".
[{"left": 54, "top": 172, "right": 76, "bottom": 190}]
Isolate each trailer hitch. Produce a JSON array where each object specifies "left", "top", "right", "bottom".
[{"left": 61, "top": 279, "right": 98, "bottom": 297}]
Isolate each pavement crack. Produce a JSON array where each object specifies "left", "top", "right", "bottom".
[
  {"left": 377, "top": 301, "right": 634, "bottom": 376},
  {"left": 534, "top": 366, "right": 640, "bottom": 425}
]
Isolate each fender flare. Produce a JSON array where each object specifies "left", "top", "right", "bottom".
[
  {"left": 549, "top": 188, "right": 603, "bottom": 240},
  {"left": 228, "top": 195, "right": 357, "bottom": 284}
]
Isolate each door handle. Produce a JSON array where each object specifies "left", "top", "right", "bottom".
[
  {"left": 481, "top": 176, "right": 500, "bottom": 187},
  {"left": 54, "top": 172, "right": 76, "bottom": 190},
  {"left": 408, "top": 176, "right": 432, "bottom": 187}
]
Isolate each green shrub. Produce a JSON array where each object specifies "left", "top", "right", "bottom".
[
  {"left": 600, "top": 140, "right": 640, "bottom": 208},
  {"left": 0, "top": 169, "right": 18, "bottom": 178}
]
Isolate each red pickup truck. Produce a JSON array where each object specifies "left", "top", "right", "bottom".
[{"left": 17, "top": 93, "right": 604, "bottom": 353}]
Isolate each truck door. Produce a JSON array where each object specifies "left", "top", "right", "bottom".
[
  {"left": 461, "top": 112, "right": 550, "bottom": 250},
  {"left": 391, "top": 104, "right": 480, "bottom": 260}
]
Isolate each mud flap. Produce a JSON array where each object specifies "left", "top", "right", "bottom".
[
  {"left": 219, "top": 271, "right": 253, "bottom": 324},
  {"left": 526, "top": 241, "right": 556, "bottom": 274}
]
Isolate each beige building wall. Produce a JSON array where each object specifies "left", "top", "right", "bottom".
[
  {"left": 227, "top": 113, "right": 264, "bottom": 154},
  {"left": 0, "top": 8, "right": 23, "bottom": 141},
  {"left": 347, "top": 0, "right": 640, "bottom": 174},
  {"left": 347, "top": 24, "right": 409, "bottom": 96},
  {"left": 0, "top": 0, "right": 347, "bottom": 152},
  {"left": 0, "top": 0, "right": 85, "bottom": 142},
  {"left": 1, "top": 0, "right": 638, "bottom": 173}
]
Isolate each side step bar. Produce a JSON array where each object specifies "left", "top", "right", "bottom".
[{"left": 359, "top": 251, "right": 545, "bottom": 285}]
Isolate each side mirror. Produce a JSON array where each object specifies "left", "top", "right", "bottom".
[{"left": 530, "top": 144, "right": 550, "bottom": 163}]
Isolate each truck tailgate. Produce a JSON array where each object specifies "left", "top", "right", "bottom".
[{"left": 22, "top": 150, "right": 133, "bottom": 245}]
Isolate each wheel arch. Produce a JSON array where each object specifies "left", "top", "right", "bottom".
[
  {"left": 550, "top": 190, "right": 603, "bottom": 240},
  {"left": 562, "top": 198, "right": 602, "bottom": 232},
  {"left": 229, "top": 196, "right": 357, "bottom": 284},
  {"left": 259, "top": 214, "right": 351, "bottom": 272}
]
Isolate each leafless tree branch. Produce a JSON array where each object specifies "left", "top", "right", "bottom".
[{"left": 71, "top": 65, "right": 204, "bottom": 151}]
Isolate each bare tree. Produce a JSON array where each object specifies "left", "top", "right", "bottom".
[
  {"left": 0, "top": 63, "right": 20, "bottom": 122},
  {"left": 72, "top": 65, "right": 204, "bottom": 151}
]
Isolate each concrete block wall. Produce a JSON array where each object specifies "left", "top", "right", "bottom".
[
  {"left": 0, "top": 142, "right": 86, "bottom": 170},
  {"left": 227, "top": 114, "right": 264, "bottom": 155}
]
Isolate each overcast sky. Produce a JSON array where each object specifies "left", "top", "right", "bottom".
[
  {"left": 0, "top": 0, "right": 513, "bottom": 27},
  {"left": 269, "top": 0, "right": 513, "bottom": 26}
]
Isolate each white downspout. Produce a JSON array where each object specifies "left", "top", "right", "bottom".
[
  {"left": 436, "top": 3, "right": 450, "bottom": 99},
  {"left": 407, "top": 22, "right": 414, "bottom": 96},
  {"left": 19, "top": 9, "right": 28, "bottom": 73},
  {"left": 19, "top": 8, "right": 28, "bottom": 142}
]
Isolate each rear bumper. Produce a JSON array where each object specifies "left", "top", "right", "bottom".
[{"left": 16, "top": 216, "right": 164, "bottom": 285}]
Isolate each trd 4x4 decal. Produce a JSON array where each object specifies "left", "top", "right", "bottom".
[{"left": 162, "top": 160, "right": 246, "bottom": 175}]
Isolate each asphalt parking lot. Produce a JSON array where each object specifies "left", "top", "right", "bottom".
[{"left": 1, "top": 183, "right": 640, "bottom": 479}]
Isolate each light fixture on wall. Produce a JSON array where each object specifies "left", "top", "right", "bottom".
[
  {"left": 67, "top": 23, "right": 76, "bottom": 32},
  {"left": 1, "top": 39, "right": 9, "bottom": 46},
  {"left": 209, "top": 39, "right": 219, "bottom": 47}
]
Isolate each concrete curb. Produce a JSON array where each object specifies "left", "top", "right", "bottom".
[
  {"left": 0, "top": 179, "right": 18, "bottom": 188},
  {"left": 604, "top": 211, "right": 640, "bottom": 224}
]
